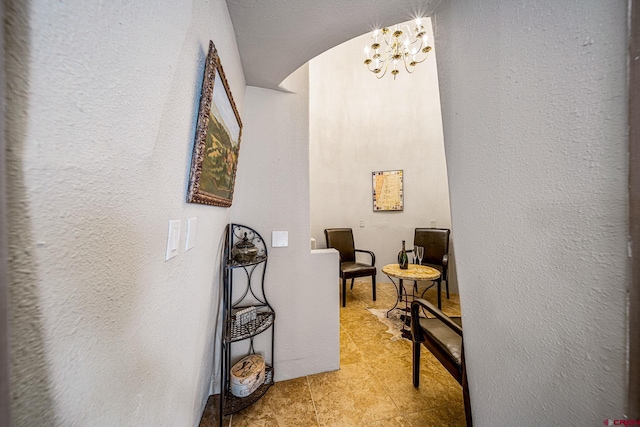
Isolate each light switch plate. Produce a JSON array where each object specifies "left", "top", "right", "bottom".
[
  {"left": 166, "top": 220, "right": 181, "bottom": 260},
  {"left": 185, "top": 217, "right": 197, "bottom": 251},
  {"left": 272, "top": 231, "right": 288, "bottom": 247}
]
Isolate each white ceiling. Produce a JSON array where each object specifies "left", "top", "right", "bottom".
[{"left": 226, "top": 0, "right": 441, "bottom": 90}]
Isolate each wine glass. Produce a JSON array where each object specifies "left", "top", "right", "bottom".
[
  {"left": 417, "top": 246, "right": 424, "bottom": 265},
  {"left": 413, "top": 245, "right": 419, "bottom": 264}
]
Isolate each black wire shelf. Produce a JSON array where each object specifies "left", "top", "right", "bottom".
[
  {"left": 218, "top": 224, "right": 274, "bottom": 426},
  {"left": 220, "top": 366, "right": 274, "bottom": 416},
  {"left": 226, "top": 310, "right": 275, "bottom": 342},
  {"left": 226, "top": 254, "right": 267, "bottom": 268}
]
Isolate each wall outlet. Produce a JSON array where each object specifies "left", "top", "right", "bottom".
[
  {"left": 359, "top": 219, "right": 365, "bottom": 228},
  {"left": 430, "top": 220, "right": 437, "bottom": 228}
]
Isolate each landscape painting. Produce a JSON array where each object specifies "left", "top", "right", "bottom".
[{"left": 187, "top": 41, "right": 243, "bottom": 207}]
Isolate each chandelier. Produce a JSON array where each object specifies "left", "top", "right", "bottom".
[{"left": 363, "top": 18, "right": 433, "bottom": 79}]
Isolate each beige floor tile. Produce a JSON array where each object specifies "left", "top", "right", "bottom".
[
  {"left": 404, "top": 404, "right": 467, "bottom": 427},
  {"left": 365, "top": 293, "right": 400, "bottom": 310},
  {"left": 344, "top": 280, "right": 398, "bottom": 308},
  {"left": 340, "top": 327, "right": 363, "bottom": 365},
  {"left": 370, "top": 354, "right": 464, "bottom": 414},
  {"left": 339, "top": 302, "right": 376, "bottom": 326},
  {"left": 419, "top": 288, "right": 461, "bottom": 317},
  {"left": 348, "top": 328, "right": 413, "bottom": 364},
  {"left": 366, "top": 415, "right": 413, "bottom": 427},
  {"left": 342, "top": 311, "right": 389, "bottom": 334},
  {"left": 307, "top": 363, "right": 402, "bottom": 426},
  {"left": 338, "top": 289, "right": 363, "bottom": 308},
  {"left": 348, "top": 285, "right": 376, "bottom": 301},
  {"left": 231, "top": 377, "right": 318, "bottom": 426}
]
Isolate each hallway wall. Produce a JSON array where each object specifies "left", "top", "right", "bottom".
[
  {"left": 309, "top": 19, "right": 457, "bottom": 292},
  {"left": 5, "top": 0, "right": 243, "bottom": 425},
  {"left": 434, "top": 0, "right": 629, "bottom": 423},
  {"left": 231, "top": 66, "right": 340, "bottom": 381}
]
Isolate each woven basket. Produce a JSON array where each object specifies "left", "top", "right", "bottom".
[{"left": 230, "top": 354, "right": 266, "bottom": 398}]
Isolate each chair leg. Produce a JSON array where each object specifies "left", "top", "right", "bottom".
[
  {"left": 461, "top": 342, "right": 472, "bottom": 426},
  {"left": 412, "top": 342, "right": 421, "bottom": 387},
  {"left": 342, "top": 278, "right": 347, "bottom": 307},
  {"left": 372, "top": 274, "right": 376, "bottom": 301},
  {"left": 446, "top": 278, "right": 450, "bottom": 299},
  {"left": 437, "top": 278, "right": 442, "bottom": 309},
  {"left": 350, "top": 278, "right": 355, "bottom": 290},
  {"left": 463, "top": 368, "right": 473, "bottom": 427}
]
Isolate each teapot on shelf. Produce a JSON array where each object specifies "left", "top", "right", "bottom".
[{"left": 232, "top": 232, "right": 259, "bottom": 263}]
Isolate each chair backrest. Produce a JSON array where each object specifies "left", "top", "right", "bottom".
[
  {"left": 414, "top": 228, "right": 450, "bottom": 266},
  {"left": 324, "top": 228, "right": 356, "bottom": 262}
]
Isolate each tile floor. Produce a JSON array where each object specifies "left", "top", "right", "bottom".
[{"left": 200, "top": 279, "right": 466, "bottom": 426}]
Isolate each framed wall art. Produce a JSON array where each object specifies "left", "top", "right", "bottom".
[
  {"left": 372, "top": 170, "right": 404, "bottom": 211},
  {"left": 187, "top": 41, "right": 243, "bottom": 207}
]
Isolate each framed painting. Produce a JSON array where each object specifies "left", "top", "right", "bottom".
[
  {"left": 372, "top": 170, "right": 404, "bottom": 211},
  {"left": 187, "top": 41, "right": 243, "bottom": 207}
]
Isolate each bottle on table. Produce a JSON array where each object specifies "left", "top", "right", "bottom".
[{"left": 398, "top": 240, "right": 409, "bottom": 270}]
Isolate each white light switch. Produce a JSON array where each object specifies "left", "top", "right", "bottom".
[
  {"left": 185, "top": 217, "right": 197, "bottom": 251},
  {"left": 272, "top": 231, "right": 288, "bottom": 247},
  {"left": 166, "top": 220, "right": 181, "bottom": 260}
]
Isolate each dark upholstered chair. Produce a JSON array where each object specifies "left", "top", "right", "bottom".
[
  {"left": 324, "top": 228, "right": 376, "bottom": 307},
  {"left": 411, "top": 298, "right": 472, "bottom": 426},
  {"left": 414, "top": 228, "right": 450, "bottom": 309}
]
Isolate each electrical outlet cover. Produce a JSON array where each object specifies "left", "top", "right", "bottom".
[
  {"left": 166, "top": 220, "right": 181, "bottom": 260},
  {"left": 272, "top": 231, "right": 288, "bottom": 247},
  {"left": 185, "top": 217, "right": 197, "bottom": 251}
]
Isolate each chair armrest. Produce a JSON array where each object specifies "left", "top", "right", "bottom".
[
  {"left": 442, "top": 254, "right": 448, "bottom": 279},
  {"left": 410, "top": 298, "right": 462, "bottom": 343},
  {"left": 355, "top": 249, "right": 375, "bottom": 266}
]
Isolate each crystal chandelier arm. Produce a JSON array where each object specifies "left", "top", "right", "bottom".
[
  {"left": 407, "top": 51, "right": 431, "bottom": 65},
  {"left": 364, "top": 53, "right": 390, "bottom": 79},
  {"left": 403, "top": 57, "right": 415, "bottom": 74},
  {"left": 375, "top": 60, "right": 390, "bottom": 79}
]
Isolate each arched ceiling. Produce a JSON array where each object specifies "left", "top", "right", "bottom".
[{"left": 227, "top": 0, "right": 441, "bottom": 90}]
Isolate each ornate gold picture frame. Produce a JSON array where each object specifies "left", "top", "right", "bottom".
[{"left": 187, "top": 41, "right": 243, "bottom": 207}]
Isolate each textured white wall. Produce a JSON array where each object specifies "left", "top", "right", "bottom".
[
  {"left": 230, "top": 66, "right": 340, "bottom": 381},
  {"left": 309, "top": 19, "right": 457, "bottom": 291},
  {"left": 434, "top": 0, "right": 629, "bottom": 423},
  {"left": 0, "top": 1, "right": 9, "bottom": 423},
  {"left": 5, "top": 0, "right": 244, "bottom": 425}
]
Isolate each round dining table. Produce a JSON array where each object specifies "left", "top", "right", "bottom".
[{"left": 382, "top": 263, "right": 441, "bottom": 338}]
